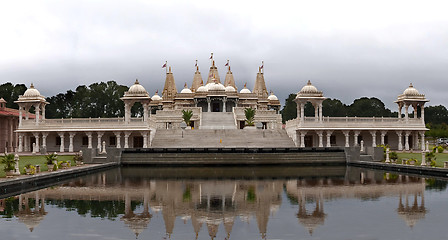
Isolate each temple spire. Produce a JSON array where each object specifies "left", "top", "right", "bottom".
[
  {"left": 224, "top": 61, "right": 237, "bottom": 89},
  {"left": 207, "top": 53, "right": 220, "bottom": 84},
  {"left": 253, "top": 65, "right": 268, "bottom": 98},
  {"left": 191, "top": 60, "right": 203, "bottom": 92},
  {"left": 162, "top": 65, "right": 177, "bottom": 100}
]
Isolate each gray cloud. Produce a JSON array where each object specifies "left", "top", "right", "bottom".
[{"left": 0, "top": 0, "right": 447, "bottom": 110}]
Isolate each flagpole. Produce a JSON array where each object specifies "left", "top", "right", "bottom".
[{"left": 165, "top": 61, "right": 168, "bottom": 74}]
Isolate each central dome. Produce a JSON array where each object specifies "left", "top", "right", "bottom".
[
  {"left": 23, "top": 83, "right": 41, "bottom": 97},
  {"left": 151, "top": 91, "right": 162, "bottom": 101},
  {"left": 225, "top": 85, "right": 236, "bottom": 92},
  {"left": 208, "top": 82, "right": 225, "bottom": 91}
]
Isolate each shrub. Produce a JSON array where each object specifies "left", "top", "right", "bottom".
[
  {"left": 45, "top": 153, "right": 58, "bottom": 165},
  {"left": 389, "top": 152, "right": 398, "bottom": 161},
  {"left": 1, "top": 153, "right": 15, "bottom": 172},
  {"left": 182, "top": 109, "right": 193, "bottom": 126},
  {"left": 437, "top": 146, "right": 444, "bottom": 153}
]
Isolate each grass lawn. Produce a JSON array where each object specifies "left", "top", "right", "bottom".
[
  {"left": 0, "top": 155, "right": 75, "bottom": 178},
  {"left": 395, "top": 152, "right": 448, "bottom": 167}
]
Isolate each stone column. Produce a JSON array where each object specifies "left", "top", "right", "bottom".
[
  {"left": 370, "top": 131, "right": 377, "bottom": 147},
  {"left": 380, "top": 131, "right": 387, "bottom": 146},
  {"left": 124, "top": 132, "right": 131, "bottom": 148},
  {"left": 18, "top": 134, "right": 23, "bottom": 152},
  {"left": 404, "top": 104, "right": 409, "bottom": 122},
  {"left": 421, "top": 105, "right": 425, "bottom": 124},
  {"left": 299, "top": 131, "right": 307, "bottom": 148},
  {"left": 353, "top": 131, "right": 360, "bottom": 147},
  {"left": 420, "top": 131, "right": 425, "bottom": 151},
  {"left": 114, "top": 132, "right": 121, "bottom": 148},
  {"left": 207, "top": 98, "right": 211, "bottom": 112},
  {"left": 314, "top": 103, "right": 319, "bottom": 122},
  {"left": 58, "top": 132, "right": 65, "bottom": 152},
  {"left": 69, "top": 132, "right": 76, "bottom": 152},
  {"left": 32, "top": 132, "right": 40, "bottom": 153},
  {"left": 300, "top": 103, "right": 305, "bottom": 123},
  {"left": 97, "top": 132, "right": 104, "bottom": 152},
  {"left": 24, "top": 135, "right": 29, "bottom": 152},
  {"left": 42, "top": 105, "right": 45, "bottom": 121},
  {"left": 124, "top": 103, "right": 130, "bottom": 123},
  {"left": 404, "top": 131, "right": 410, "bottom": 151},
  {"left": 398, "top": 104, "right": 402, "bottom": 119},
  {"left": 34, "top": 104, "right": 40, "bottom": 126},
  {"left": 413, "top": 133, "right": 419, "bottom": 150},
  {"left": 326, "top": 131, "right": 333, "bottom": 148},
  {"left": 86, "top": 132, "right": 93, "bottom": 148},
  {"left": 342, "top": 131, "right": 350, "bottom": 147},
  {"left": 143, "top": 103, "right": 148, "bottom": 122},
  {"left": 141, "top": 131, "right": 148, "bottom": 148},
  {"left": 18, "top": 108, "right": 23, "bottom": 126},
  {"left": 396, "top": 131, "right": 403, "bottom": 151},
  {"left": 42, "top": 132, "right": 48, "bottom": 150},
  {"left": 316, "top": 131, "right": 323, "bottom": 147},
  {"left": 223, "top": 98, "right": 227, "bottom": 112},
  {"left": 319, "top": 103, "right": 323, "bottom": 122}
]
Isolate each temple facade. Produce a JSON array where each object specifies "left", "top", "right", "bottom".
[{"left": 286, "top": 81, "right": 429, "bottom": 150}]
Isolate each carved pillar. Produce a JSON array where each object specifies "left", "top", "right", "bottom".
[
  {"left": 69, "top": 132, "right": 76, "bottom": 152},
  {"left": 32, "top": 132, "right": 40, "bottom": 153},
  {"left": 326, "top": 131, "right": 333, "bottom": 148},
  {"left": 114, "top": 132, "right": 121, "bottom": 148},
  {"left": 380, "top": 131, "right": 387, "bottom": 146},
  {"left": 42, "top": 132, "right": 48, "bottom": 150},
  {"left": 18, "top": 134, "right": 23, "bottom": 152},
  {"left": 58, "top": 132, "right": 65, "bottom": 152},
  {"left": 319, "top": 103, "right": 323, "bottom": 122},
  {"left": 18, "top": 108, "right": 23, "bottom": 127},
  {"left": 342, "top": 131, "right": 350, "bottom": 147},
  {"left": 421, "top": 104, "right": 425, "bottom": 124},
  {"left": 314, "top": 103, "right": 318, "bottom": 122},
  {"left": 97, "top": 132, "right": 104, "bottom": 152},
  {"left": 300, "top": 103, "right": 305, "bottom": 123},
  {"left": 299, "top": 131, "right": 307, "bottom": 148},
  {"left": 207, "top": 97, "right": 211, "bottom": 112},
  {"left": 143, "top": 103, "right": 148, "bottom": 122},
  {"left": 141, "top": 131, "right": 148, "bottom": 148},
  {"left": 124, "top": 102, "right": 130, "bottom": 123},
  {"left": 404, "top": 131, "right": 410, "bottom": 151},
  {"left": 34, "top": 104, "right": 40, "bottom": 126},
  {"left": 223, "top": 97, "right": 227, "bottom": 112},
  {"left": 396, "top": 131, "right": 403, "bottom": 151},
  {"left": 316, "top": 131, "right": 323, "bottom": 147},
  {"left": 42, "top": 104, "right": 46, "bottom": 121},
  {"left": 86, "top": 132, "right": 93, "bottom": 149},
  {"left": 124, "top": 131, "right": 131, "bottom": 148},
  {"left": 404, "top": 104, "right": 409, "bottom": 122},
  {"left": 353, "top": 131, "right": 360, "bottom": 146},
  {"left": 420, "top": 131, "right": 425, "bottom": 151},
  {"left": 370, "top": 131, "right": 377, "bottom": 147}
]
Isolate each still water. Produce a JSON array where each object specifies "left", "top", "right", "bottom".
[{"left": 1, "top": 166, "right": 447, "bottom": 240}]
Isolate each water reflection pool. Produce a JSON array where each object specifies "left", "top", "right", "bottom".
[{"left": 1, "top": 166, "right": 447, "bottom": 240}]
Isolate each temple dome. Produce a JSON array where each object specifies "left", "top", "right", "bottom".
[
  {"left": 403, "top": 83, "right": 420, "bottom": 96},
  {"left": 268, "top": 92, "right": 278, "bottom": 101},
  {"left": 225, "top": 85, "right": 236, "bottom": 92},
  {"left": 197, "top": 85, "right": 208, "bottom": 92},
  {"left": 151, "top": 91, "right": 162, "bottom": 101},
  {"left": 299, "top": 80, "right": 320, "bottom": 94},
  {"left": 23, "top": 83, "right": 41, "bottom": 97},
  {"left": 240, "top": 85, "right": 251, "bottom": 93},
  {"left": 180, "top": 83, "right": 192, "bottom": 93},
  {"left": 208, "top": 82, "right": 225, "bottom": 91},
  {"left": 128, "top": 79, "right": 147, "bottom": 94}
]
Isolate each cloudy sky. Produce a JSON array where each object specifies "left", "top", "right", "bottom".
[{"left": 0, "top": 0, "right": 447, "bottom": 109}]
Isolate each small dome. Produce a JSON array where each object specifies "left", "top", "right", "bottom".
[
  {"left": 128, "top": 79, "right": 148, "bottom": 94},
  {"left": 23, "top": 83, "right": 41, "bottom": 97},
  {"left": 205, "top": 83, "right": 213, "bottom": 90},
  {"left": 225, "top": 85, "right": 236, "bottom": 92},
  {"left": 208, "top": 83, "right": 225, "bottom": 91},
  {"left": 151, "top": 91, "right": 162, "bottom": 101},
  {"left": 240, "top": 85, "right": 251, "bottom": 94},
  {"left": 197, "top": 85, "right": 208, "bottom": 92},
  {"left": 180, "top": 83, "right": 192, "bottom": 93},
  {"left": 299, "top": 80, "right": 319, "bottom": 94},
  {"left": 268, "top": 92, "right": 278, "bottom": 101},
  {"left": 403, "top": 83, "right": 420, "bottom": 96}
]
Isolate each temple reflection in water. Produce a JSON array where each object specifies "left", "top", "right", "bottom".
[{"left": 0, "top": 167, "right": 430, "bottom": 239}]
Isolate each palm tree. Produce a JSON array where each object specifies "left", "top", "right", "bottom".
[
  {"left": 182, "top": 109, "right": 194, "bottom": 127},
  {"left": 1, "top": 153, "right": 15, "bottom": 172},
  {"left": 244, "top": 107, "right": 256, "bottom": 126}
]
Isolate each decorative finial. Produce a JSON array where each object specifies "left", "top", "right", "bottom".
[
  {"left": 169, "top": 66, "right": 172, "bottom": 73},
  {"left": 258, "top": 67, "right": 261, "bottom": 72},
  {"left": 225, "top": 59, "right": 230, "bottom": 72},
  {"left": 30, "top": 83, "right": 34, "bottom": 89},
  {"left": 212, "top": 60, "right": 215, "bottom": 67},
  {"left": 409, "top": 83, "right": 413, "bottom": 87},
  {"left": 184, "top": 82, "right": 188, "bottom": 88},
  {"left": 155, "top": 89, "right": 158, "bottom": 94},
  {"left": 200, "top": 79, "right": 203, "bottom": 85},
  {"left": 244, "top": 82, "right": 247, "bottom": 88},
  {"left": 135, "top": 79, "right": 139, "bottom": 84},
  {"left": 307, "top": 80, "right": 312, "bottom": 85}
]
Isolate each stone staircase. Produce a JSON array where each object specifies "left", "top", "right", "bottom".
[
  {"left": 200, "top": 112, "right": 236, "bottom": 129},
  {"left": 150, "top": 129, "right": 296, "bottom": 148}
]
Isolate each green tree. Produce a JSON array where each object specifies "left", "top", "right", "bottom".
[
  {"left": 0, "top": 83, "right": 27, "bottom": 109},
  {"left": 322, "top": 98, "right": 347, "bottom": 117},
  {"left": 347, "top": 97, "right": 393, "bottom": 117},
  {"left": 425, "top": 105, "right": 448, "bottom": 125},
  {"left": 280, "top": 94, "right": 297, "bottom": 123}
]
